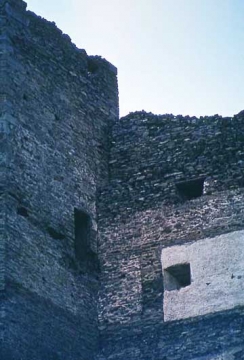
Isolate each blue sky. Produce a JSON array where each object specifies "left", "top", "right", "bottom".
[{"left": 26, "top": 0, "right": 243, "bottom": 117}]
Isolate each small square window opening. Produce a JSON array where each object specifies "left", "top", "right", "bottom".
[{"left": 164, "top": 263, "right": 191, "bottom": 291}]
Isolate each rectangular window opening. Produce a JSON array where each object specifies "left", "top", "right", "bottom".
[
  {"left": 164, "top": 263, "right": 191, "bottom": 291},
  {"left": 176, "top": 177, "right": 205, "bottom": 200},
  {"left": 74, "top": 208, "right": 91, "bottom": 262}
]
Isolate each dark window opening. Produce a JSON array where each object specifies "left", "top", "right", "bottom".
[
  {"left": 47, "top": 226, "right": 65, "bottom": 240},
  {"left": 164, "top": 263, "right": 191, "bottom": 291},
  {"left": 74, "top": 208, "right": 91, "bottom": 262},
  {"left": 176, "top": 177, "right": 205, "bottom": 200},
  {"left": 17, "top": 207, "right": 29, "bottom": 217},
  {"left": 87, "top": 58, "right": 99, "bottom": 74}
]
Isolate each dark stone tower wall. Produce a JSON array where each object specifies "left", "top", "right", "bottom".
[
  {"left": 1, "top": 1, "right": 118, "bottom": 359},
  {"left": 97, "top": 111, "right": 244, "bottom": 360}
]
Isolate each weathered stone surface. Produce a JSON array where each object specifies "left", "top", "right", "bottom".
[
  {"left": 1, "top": 1, "right": 118, "bottom": 359},
  {"left": 100, "top": 111, "right": 244, "bottom": 217},
  {"left": 192, "top": 347, "right": 244, "bottom": 360},
  {"left": 97, "top": 110, "right": 244, "bottom": 359},
  {"left": 1, "top": 1, "right": 244, "bottom": 360}
]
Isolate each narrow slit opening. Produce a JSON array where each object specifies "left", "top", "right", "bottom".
[{"left": 74, "top": 208, "right": 91, "bottom": 262}]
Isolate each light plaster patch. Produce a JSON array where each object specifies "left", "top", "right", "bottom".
[{"left": 161, "top": 230, "right": 244, "bottom": 321}]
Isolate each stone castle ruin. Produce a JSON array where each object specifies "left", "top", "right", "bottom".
[{"left": 1, "top": 1, "right": 244, "bottom": 359}]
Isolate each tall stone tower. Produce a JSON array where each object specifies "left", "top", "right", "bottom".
[
  {"left": 1, "top": 1, "right": 244, "bottom": 360},
  {"left": 1, "top": 1, "right": 118, "bottom": 359}
]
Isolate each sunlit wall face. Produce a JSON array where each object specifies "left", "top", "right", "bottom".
[{"left": 27, "top": 0, "right": 244, "bottom": 117}]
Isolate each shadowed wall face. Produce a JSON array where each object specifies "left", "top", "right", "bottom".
[{"left": 1, "top": 1, "right": 118, "bottom": 359}]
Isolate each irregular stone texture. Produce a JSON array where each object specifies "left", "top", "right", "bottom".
[
  {"left": 100, "top": 111, "right": 244, "bottom": 216},
  {"left": 97, "top": 111, "right": 244, "bottom": 359},
  {"left": 162, "top": 230, "right": 244, "bottom": 321},
  {"left": 97, "top": 307, "right": 244, "bottom": 360},
  {"left": 1, "top": 0, "right": 118, "bottom": 359},
  {"left": 1, "top": 1, "right": 244, "bottom": 360},
  {"left": 97, "top": 190, "right": 244, "bottom": 359},
  {"left": 1, "top": 285, "right": 97, "bottom": 360},
  {"left": 193, "top": 347, "right": 244, "bottom": 360},
  {"left": 0, "top": 0, "right": 17, "bottom": 293}
]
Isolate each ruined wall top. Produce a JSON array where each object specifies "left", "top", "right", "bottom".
[
  {"left": 0, "top": 0, "right": 27, "bottom": 10},
  {"left": 99, "top": 110, "right": 244, "bottom": 218},
  {"left": 0, "top": 0, "right": 117, "bottom": 79}
]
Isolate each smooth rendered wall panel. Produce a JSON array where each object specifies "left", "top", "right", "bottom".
[{"left": 162, "top": 230, "right": 244, "bottom": 321}]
